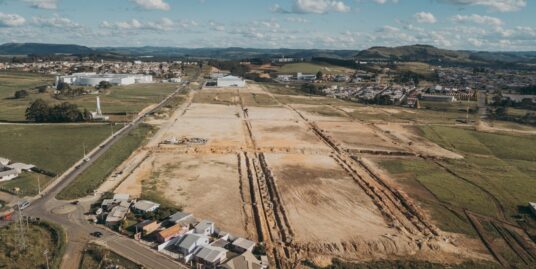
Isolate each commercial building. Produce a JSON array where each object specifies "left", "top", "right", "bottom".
[{"left": 57, "top": 73, "right": 153, "bottom": 87}]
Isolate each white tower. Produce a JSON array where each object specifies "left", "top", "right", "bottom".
[{"left": 96, "top": 96, "right": 102, "bottom": 116}]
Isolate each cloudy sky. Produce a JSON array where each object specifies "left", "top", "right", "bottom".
[{"left": 0, "top": 0, "right": 534, "bottom": 51}]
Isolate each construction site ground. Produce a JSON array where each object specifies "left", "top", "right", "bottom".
[{"left": 110, "top": 83, "right": 536, "bottom": 268}]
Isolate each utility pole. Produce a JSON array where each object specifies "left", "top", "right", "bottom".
[
  {"left": 37, "top": 175, "right": 41, "bottom": 195},
  {"left": 16, "top": 204, "right": 27, "bottom": 251},
  {"left": 43, "top": 249, "right": 50, "bottom": 269}
]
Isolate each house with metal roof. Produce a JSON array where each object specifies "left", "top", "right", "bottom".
[
  {"left": 195, "top": 220, "right": 215, "bottom": 236},
  {"left": 156, "top": 223, "right": 188, "bottom": 243},
  {"left": 194, "top": 245, "right": 228, "bottom": 267},
  {"left": 0, "top": 168, "right": 19, "bottom": 182},
  {"left": 168, "top": 211, "right": 193, "bottom": 224},
  {"left": 222, "top": 251, "right": 265, "bottom": 269},
  {"left": 231, "top": 238, "right": 256, "bottom": 253},
  {"left": 174, "top": 233, "right": 210, "bottom": 262}
]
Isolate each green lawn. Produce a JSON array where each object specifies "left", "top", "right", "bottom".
[
  {"left": 57, "top": 124, "right": 154, "bottom": 200},
  {"left": 0, "top": 172, "right": 53, "bottom": 196},
  {"left": 0, "top": 124, "right": 115, "bottom": 174},
  {"left": 0, "top": 222, "right": 65, "bottom": 269}
]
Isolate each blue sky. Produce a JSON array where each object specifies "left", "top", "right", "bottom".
[{"left": 0, "top": 0, "right": 534, "bottom": 50}]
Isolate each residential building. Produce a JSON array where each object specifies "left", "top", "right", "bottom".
[
  {"left": 530, "top": 202, "right": 536, "bottom": 217},
  {"left": 132, "top": 200, "right": 160, "bottom": 214},
  {"left": 195, "top": 220, "right": 215, "bottom": 236},
  {"left": 7, "top": 163, "right": 35, "bottom": 173},
  {"left": 0, "top": 157, "right": 9, "bottom": 166},
  {"left": 0, "top": 167, "right": 19, "bottom": 182},
  {"left": 231, "top": 238, "right": 256, "bottom": 253},
  {"left": 105, "top": 206, "right": 129, "bottom": 227},
  {"left": 134, "top": 220, "right": 160, "bottom": 236},
  {"left": 156, "top": 224, "right": 187, "bottom": 243},
  {"left": 174, "top": 233, "right": 210, "bottom": 262},
  {"left": 194, "top": 245, "right": 228, "bottom": 268},
  {"left": 168, "top": 212, "right": 193, "bottom": 224},
  {"left": 222, "top": 251, "right": 265, "bottom": 269}
]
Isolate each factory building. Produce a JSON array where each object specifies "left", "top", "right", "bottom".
[
  {"left": 216, "top": 75, "right": 246, "bottom": 88},
  {"left": 56, "top": 73, "right": 153, "bottom": 87}
]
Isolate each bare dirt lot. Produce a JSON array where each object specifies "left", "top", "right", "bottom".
[
  {"left": 111, "top": 84, "right": 489, "bottom": 266},
  {"left": 265, "top": 153, "right": 393, "bottom": 243}
]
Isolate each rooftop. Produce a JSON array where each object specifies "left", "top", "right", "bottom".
[{"left": 195, "top": 245, "right": 228, "bottom": 263}]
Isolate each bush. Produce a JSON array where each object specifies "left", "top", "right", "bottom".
[{"left": 14, "top": 89, "right": 29, "bottom": 99}]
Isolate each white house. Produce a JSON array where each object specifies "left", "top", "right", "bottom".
[
  {"left": 174, "top": 234, "right": 210, "bottom": 262},
  {"left": 195, "top": 220, "right": 215, "bottom": 236},
  {"left": 194, "top": 245, "right": 228, "bottom": 267},
  {"left": 0, "top": 167, "right": 19, "bottom": 182},
  {"left": 0, "top": 157, "right": 9, "bottom": 166},
  {"left": 217, "top": 76, "right": 246, "bottom": 88},
  {"left": 132, "top": 200, "right": 160, "bottom": 214}
]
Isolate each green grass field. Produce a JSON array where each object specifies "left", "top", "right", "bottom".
[
  {"left": 380, "top": 126, "right": 536, "bottom": 235},
  {"left": 0, "top": 72, "right": 54, "bottom": 121},
  {"left": 0, "top": 222, "right": 65, "bottom": 269},
  {"left": 0, "top": 124, "right": 118, "bottom": 196},
  {"left": 0, "top": 71, "right": 176, "bottom": 121},
  {"left": 57, "top": 124, "right": 154, "bottom": 200}
]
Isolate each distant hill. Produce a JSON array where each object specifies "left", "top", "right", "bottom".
[
  {"left": 355, "top": 44, "right": 536, "bottom": 65},
  {"left": 0, "top": 43, "right": 94, "bottom": 56},
  {"left": 1, "top": 43, "right": 536, "bottom": 67}
]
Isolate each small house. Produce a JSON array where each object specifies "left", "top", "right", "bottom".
[
  {"left": 231, "top": 238, "right": 256, "bottom": 253},
  {"left": 168, "top": 211, "right": 193, "bottom": 224},
  {"left": 195, "top": 220, "right": 215, "bottom": 236},
  {"left": 132, "top": 200, "right": 160, "bottom": 214},
  {"left": 0, "top": 167, "right": 19, "bottom": 182},
  {"left": 222, "top": 251, "right": 265, "bottom": 269},
  {"left": 155, "top": 224, "right": 187, "bottom": 243},
  {"left": 135, "top": 220, "right": 160, "bottom": 236},
  {"left": 174, "top": 233, "right": 210, "bottom": 262},
  {"left": 105, "top": 206, "right": 129, "bottom": 227},
  {"left": 194, "top": 245, "right": 228, "bottom": 267}
]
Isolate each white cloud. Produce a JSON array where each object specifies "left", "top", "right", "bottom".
[
  {"left": 442, "top": 0, "right": 526, "bottom": 12},
  {"left": 32, "top": 16, "right": 80, "bottom": 28},
  {"left": 293, "top": 0, "right": 350, "bottom": 14},
  {"left": 452, "top": 14, "right": 503, "bottom": 26},
  {"left": 101, "top": 18, "right": 174, "bottom": 31},
  {"left": 23, "top": 0, "right": 57, "bottom": 9},
  {"left": 0, "top": 12, "right": 26, "bottom": 27},
  {"left": 131, "top": 0, "right": 170, "bottom": 11},
  {"left": 372, "top": 0, "right": 399, "bottom": 4},
  {"left": 414, "top": 12, "right": 437, "bottom": 24}
]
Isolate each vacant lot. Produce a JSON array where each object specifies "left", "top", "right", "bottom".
[
  {"left": 80, "top": 243, "right": 141, "bottom": 269},
  {"left": 266, "top": 153, "right": 392, "bottom": 243},
  {"left": 144, "top": 153, "right": 248, "bottom": 237},
  {"left": 0, "top": 124, "right": 114, "bottom": 174},
  {"left": 57, "top": 124, "right": 153, "bottom": 200},
  {"left": 0, "top": 222, "right": 65, "bottom": 269}
]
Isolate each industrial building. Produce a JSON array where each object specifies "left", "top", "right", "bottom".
[
  {"left": 57, "top": 73, "right": 153, "bottom": 87},
  {"left": 216, "top": 75, "right": 246, "bottom": 88}
]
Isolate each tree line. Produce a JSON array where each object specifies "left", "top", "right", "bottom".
[{"left": 25, "top": 99, "right": 91, "bottom": 122}]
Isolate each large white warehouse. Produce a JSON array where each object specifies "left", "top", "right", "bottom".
[
  {"left": 57, "top": 73, "right": 153, "bottom": 87},
  {"left": 217, "top": 75, "right": 246, "bottom": 88}
]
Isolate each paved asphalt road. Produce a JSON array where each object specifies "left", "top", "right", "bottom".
[{"left": 23, "top": 87, "right": 187, "bottom": 269}]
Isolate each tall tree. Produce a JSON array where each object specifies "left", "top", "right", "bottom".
[{"left": 25, "top": 99, "right": 50, "bottom": 122}]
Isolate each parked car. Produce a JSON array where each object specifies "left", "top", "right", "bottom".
[
  {"left": 91, "top": 231, "right": 103, "bottom": 238},
  {"left": 16, "top": 200, "right": 30, "bottom": 210}
]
